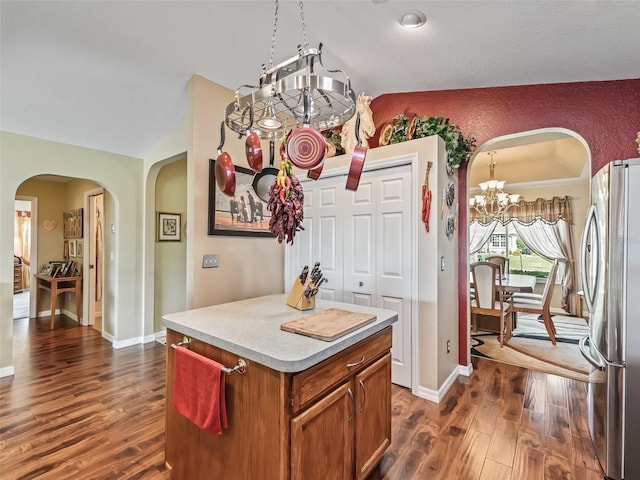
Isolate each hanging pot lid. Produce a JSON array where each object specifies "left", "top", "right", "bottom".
[
  {"left": 215, "top": 121, "right": 236, "bottom": 197},
  {"left": 287, "top": 89, "right": 327, "bottom": 170}
]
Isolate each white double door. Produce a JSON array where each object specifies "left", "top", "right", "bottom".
[{"left": 286, "top": 163, "right": 413, "bottom": 387}]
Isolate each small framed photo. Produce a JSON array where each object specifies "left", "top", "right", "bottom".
[
  {"left": 63, "top": 208, "right": 83, "bottom": 239},
  {"left": 69, "top": 240, "right": 77, "bottom": 257},
  {"left": 63, "top": 240, "right": 70, "bottom": 260},
  {"left": 76, "top": 241, "right": 84, "bottom": 258},
  {"left": 157, "top": 212, "right": 182, "bottom": 242}
]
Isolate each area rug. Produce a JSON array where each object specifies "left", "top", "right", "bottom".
[{"left": 471, "top": 313, "right": 595, "bottom": 382}]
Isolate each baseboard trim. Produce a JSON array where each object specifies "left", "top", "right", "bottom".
[
  {"left": 413, "top": 366, "right": 461, "bottom": 403},
  {"left": 112, "top": 336, "right": 145, "bottom": 349},
  {"left": 458, "top": 363, "right": 474, "bottom": 376},
  {"left": 62, "top": 308, "right": 79, "bottom": 323},
  {"left": 36, "top": 309, "right": 61, "bottom": 318},
  {"left": 0, "top": 365, "right": 15, "bottom": 378}
]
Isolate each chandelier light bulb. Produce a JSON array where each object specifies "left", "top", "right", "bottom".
[{"left": 470, "top": 151, "right": 523, "bottom": 219}]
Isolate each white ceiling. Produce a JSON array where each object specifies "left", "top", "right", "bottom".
[{"left": 1, "top": 1, "right": 639, "bottom": 159}]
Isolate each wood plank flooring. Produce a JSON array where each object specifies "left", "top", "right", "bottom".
[{"left": 0, "top": 316, "right": 602, "bottom": 479}]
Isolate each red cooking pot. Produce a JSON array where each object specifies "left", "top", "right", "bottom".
[
  {"left": 244, "top": 106, "right": 263, "bottom": 172},
  {"left": 215, "top": 121, "right": 236, "bottom": 197},
  {"left": 345, "top": 112, "right": 367, "bottom": 191}
]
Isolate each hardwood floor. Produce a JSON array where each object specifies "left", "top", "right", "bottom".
[{"left": 1, "top": 316, "right": 602, "bottom": 479}]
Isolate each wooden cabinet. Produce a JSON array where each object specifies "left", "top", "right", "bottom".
[
  {"left": 290, "top": 353, "right": 392, "bottom": 480},
  {"left": 165, "top": 326, "right": 392, "bottom": 480},
  {"left": 291, "top": 383, "right": 354, "bottom": 480},
  {"left": 354, "top": 355, "right": 391, "bottom": 479},
  {"left": 13, "top": 265, "right": 23, "bottom": 293}
]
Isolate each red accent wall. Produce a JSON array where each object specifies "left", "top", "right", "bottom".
[{"left": 370, "top": 79, "right": 640, "bottom": 365}]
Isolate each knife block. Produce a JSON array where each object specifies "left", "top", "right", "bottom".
[{"left": 286, "top": 279, "right": 316, "bottom": 311}]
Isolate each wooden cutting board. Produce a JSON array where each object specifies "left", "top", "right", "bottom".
[{"left": 281, "top": 308, "right": 377, "bottom": 341}]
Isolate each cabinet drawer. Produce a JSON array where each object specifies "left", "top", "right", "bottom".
[{"left": 291, "top": 327, "right": 391, "bottom": 413}]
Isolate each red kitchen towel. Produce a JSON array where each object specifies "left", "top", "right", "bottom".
[{"left": 172, "top": 347, "right": 228, "bottom": 435}]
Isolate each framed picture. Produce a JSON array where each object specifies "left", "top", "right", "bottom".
[
  {"left": 63, "top": 208, "right": 83, "bottom": 238},
  {"left": 63, "top": 240, "right": 70, "bottom": 260},
  {"left": 69, "top": 240, "right": 77, "bottom": 257},
  {"left": 157, "top": 212, "right": 182, "bottom": 242},
  {"left": 208, "top": 159, "right": 273, "bottom": 237},
  {"left": 76, "top": 241, "right": 84, "bottom": 258},
  {"left": 40, "top": 264, "right": 53, "bottom": 275}
]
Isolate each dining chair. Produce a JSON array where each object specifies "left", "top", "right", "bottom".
[
  {"left": 470, "top": 261, "right": 512, "bottom": 346},
  {"left": 506, "top": 259, "right": 560, "bottom": 345},
  {"left": 487, "top": 255, "right": 509, "bottom": 277},
  {"left": 487, "top": 255, "right": 510, "bottom": 302}
]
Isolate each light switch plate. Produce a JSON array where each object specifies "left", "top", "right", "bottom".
[{"left": 202, "top": 254, "right": 219, "bottom": 268}]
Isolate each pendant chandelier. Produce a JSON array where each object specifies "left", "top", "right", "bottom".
[
  {"left": 469, "top": 151, "right": 522, "bottom": 218},
  {"left": 223, "top": 0, "right": 357, "bottom": 141}
]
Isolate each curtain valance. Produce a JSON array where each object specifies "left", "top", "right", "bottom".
[{"left": 469, "top": 196, "right": 573, "bottom": 225}]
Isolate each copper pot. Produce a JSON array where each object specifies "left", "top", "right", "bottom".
[
  {"left": 345, "top": 113, "right": 367, "bottom": 191},
  {"left": 215, "top": 121, "right": 236, "bottom": 197},
  {"left": 244, "top": 106, "right": 263, "bottom": 172}
]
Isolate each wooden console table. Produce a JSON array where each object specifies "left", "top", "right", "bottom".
[{"left": 35, "top": 273, "right": 82, "bottom": 329}]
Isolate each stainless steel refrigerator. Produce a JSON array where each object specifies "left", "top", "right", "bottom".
[{"left": 579, "top": 158, "right": 640, "bottom": 480}]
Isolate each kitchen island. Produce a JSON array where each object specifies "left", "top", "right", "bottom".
[{"left": 163, "top": 294, "right": 398, "bottom": 480}]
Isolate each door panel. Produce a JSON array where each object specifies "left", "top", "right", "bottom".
[
  {"left": 286, "top": 163, "right": 413, "bottom": 387},
  {"left": 349, "top": 292, "right": 373, "bottom": 307},
  {"left": 291, "top": 382, "right": 354, "bottom": 480}
]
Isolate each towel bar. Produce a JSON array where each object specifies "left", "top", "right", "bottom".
[{"left": 170, "top": 336, "right": 247, "bottom": 375}]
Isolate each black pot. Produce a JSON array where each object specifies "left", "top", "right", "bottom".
[{"left": 252, "top": 140, "right": 279, "bottom": 202}]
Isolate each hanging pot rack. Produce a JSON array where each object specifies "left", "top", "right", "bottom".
[
  {"left": 225, "top": 44, "right": 356, "bottom": 141},
  {"left": 223, "top": 1, "right": 357, "bottom": 142}
]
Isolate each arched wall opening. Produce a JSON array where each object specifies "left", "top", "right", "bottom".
[{"left": 463, "top": 127, "right": 591, "bottom": 365}]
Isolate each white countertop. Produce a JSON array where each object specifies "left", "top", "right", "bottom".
[{"left": 162, "top": 294, "right": 398, "bottom": 373}]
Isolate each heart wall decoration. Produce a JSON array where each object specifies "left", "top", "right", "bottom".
[{"left": 43, "top": 220, "right": 57, "bottom": 231}]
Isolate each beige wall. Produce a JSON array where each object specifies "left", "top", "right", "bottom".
[
  {"left": 16, "top": 177, "right": 100, "bottom": 318},
  {"left": 0, "top": 131, "right": 144, "bottom": 372},
  {"left": 154, "top": 158, "right": 187, "bottom": 332},
  {"left": 188, "top": 75, "right": 285, "bottom": 308}
]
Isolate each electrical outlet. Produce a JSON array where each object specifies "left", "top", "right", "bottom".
[
  {"left": 202, "top": 254, "right": 219, "bottom": 268},
  {"left": 446, "top": 339, "right": 451, "bottom": 354}
]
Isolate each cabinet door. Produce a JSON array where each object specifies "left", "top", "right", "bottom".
[
  {"left": 291, "top": 382, "right": 354, "bottom": 480},
  {"left": 354, "top": 354, "right": 392, "bottom": 480}
]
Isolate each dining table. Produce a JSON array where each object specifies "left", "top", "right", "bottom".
[
  {"left": 469, "top": 272, "right": 537, "bottom": 333},
  {"left": 498, "top": 273, "right": 537, "bottom": 293},
  {"left": 469, "top": 272, "right": 537, "bottom": 294}
]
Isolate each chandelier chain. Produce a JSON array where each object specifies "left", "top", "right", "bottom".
[
  {"left": 299, "top": 1, "right": 308, "bottom": 48},
  {"left": 268, "top": 0, "right": 279, "bottom": 68}
]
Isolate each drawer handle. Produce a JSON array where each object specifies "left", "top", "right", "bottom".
[
  {"left": 359, "top": 379, "right": 366, "bottom": 412},
  {"left": 347, "top": 387, "right": 354, "bottom": 421},
  {"left": 346, "top": 355, "right": 365, "bottom": 368}
]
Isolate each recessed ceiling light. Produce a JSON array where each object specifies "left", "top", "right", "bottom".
[{"left": 399, "top": 10, "right": 426, "bottom": 29}]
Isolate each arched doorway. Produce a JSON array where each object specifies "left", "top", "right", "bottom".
[{"left": 466, "top": 128, "right": 591, "bottom": 371}]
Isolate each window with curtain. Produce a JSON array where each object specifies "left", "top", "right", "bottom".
[{"left": 470, "top": 196, "right": 577, "bottom": 315}]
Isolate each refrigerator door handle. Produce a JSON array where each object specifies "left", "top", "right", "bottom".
[
  {"left": 579, "top": 335, "right": 606, "bottom": 371},
  {"left": 579, "top": 205, "right": 598, "bottom": 314}
]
